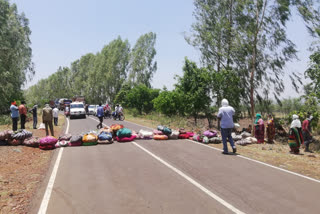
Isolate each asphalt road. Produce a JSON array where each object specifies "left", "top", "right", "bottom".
[{"left": 39, "top": 115, "right": 320, "bottom": 214}]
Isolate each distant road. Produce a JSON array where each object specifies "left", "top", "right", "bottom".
[{"left": 37, "top": 115, "right": 320, "bottom": 214}]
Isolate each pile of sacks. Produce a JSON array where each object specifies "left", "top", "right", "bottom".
[
  {"left": 0, "top": 129, "right": 33, "bottom": 146},
  {"left": 232, "top": 132, "right": 257, "bottom": 145},
  {"left": 191, "top": 130, "right": 222, "bottom": 144}
]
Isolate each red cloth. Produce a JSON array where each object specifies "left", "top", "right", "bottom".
[{"left": 302, "top": 120, "right": 309, "bottom": 132}]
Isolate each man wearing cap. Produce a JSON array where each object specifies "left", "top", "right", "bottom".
[
  {"left": 42, "top": 104, "right": 54, "bottom": 136},
  {"left": 217, "top": 99, "right": 237, "bottom": 154},
  {"left": 10, "top": 101, "right": 19, "bottom": 131},
  {"left": 18, "top": 101, "right": 27, "bottom": 129},
  {"left": 302, "top": 115, "right": 314, "bottom": 153}
]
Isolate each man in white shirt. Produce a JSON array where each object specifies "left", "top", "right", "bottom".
[{"left": 53, "top": 106, "right": 59, "bottom": 126}]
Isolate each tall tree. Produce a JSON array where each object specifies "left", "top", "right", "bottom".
[
  {"left": 129, "top": 32, "right": 157, "bottom": 87},
  {"left": 188, "top": 0, "right": 317, "bottom": 122},
  {"left": 0, "top": 0, "right": 34, "bottom": 112}
]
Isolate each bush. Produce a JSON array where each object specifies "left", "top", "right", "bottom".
[{"left": 0, "top": 114, "right": 12, "bottom": 126}]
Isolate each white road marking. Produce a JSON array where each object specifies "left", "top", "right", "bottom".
[
  {"left": 132, "top": 141, "right": 245, "bottom": 214},
  {"left": 125, "top": 119, "right": 320, "bottom": 184},
  {"left": 186, "top": 139, "right": 320, "bottom": 184},
  {"left": 37, "top": 117, "right": 69, "bottom": 214}
]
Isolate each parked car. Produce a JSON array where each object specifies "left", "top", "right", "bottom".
[
  {"left": 70, "top": 102, "right": 86, "bottom": 119},
  {"left": 88, "top": 105, "right": 95, "bottom": 115}
]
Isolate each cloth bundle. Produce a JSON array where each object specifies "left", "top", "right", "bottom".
[
  {"left": 23, "top": 137, "right": 40, "bottom": 147},
  {"left": 39, "top": 136, "right": 58, "bottom": 150},
  {"left": 98, "top": 132, "right": 113, "bottom": 144},
  {"left": 82, "top": 133, "right": 98, "bottom": 146},
  {"left": 69, "top": 135, "right": 83, "bottom": 146}
]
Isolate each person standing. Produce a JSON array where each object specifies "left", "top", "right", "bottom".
[
  {"left": 266, "top": 114, "right": 275, "bottom": 144},
  {"left": 302, "top": 115, "right": 314, "bottom": 153},
  {"left": 18, "top": 101, "right": 27, "bottom": 129},
  {"left": 10, "top": 101, "right": 19, "bottom": 131},
  {"left": 96, "top": 103, "right": 104, "bottom": 129},
  {"left": 217, "top": 99, "right": 236, "bottom": 154},
  {"left": 42, "top": 104, "right": 54, "bottom": 136},
  {"left": 288, "top": 114, "right": 304, "bottom": 154},
  {"left": 29, "top": 104, "right": 38, "bottom": 129},
  {"left": 254, "top": 113, "right": 265, "bottom": 144},
  {"left": 53, "top": 106, "right": 59, "bottom": 126}
]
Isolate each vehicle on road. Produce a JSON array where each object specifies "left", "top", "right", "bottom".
[
  {"left": 70, "top": 102, "right": 86, "bottom": 119},
  {"left": 88, "top": 105, "right": 95, "bottom": 115},
  {"left": 113, "top": 111, "right": 125, "bottom": 121}
]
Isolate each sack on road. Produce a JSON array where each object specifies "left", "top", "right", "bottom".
[
  {"left": 23, "top": 137, "right": 40, "bottom": 147},
  {"left": 203, "top": 130, "right": 217, "bottom": 138},
  {"left": 38, "top": 123, "right": 45, "bottom": 130},
  {"left": 116, "top": 128, "right": 132, "bottom": 138},
  {"left": 169, "top": 130, "right": 179, "bottom": 139},
  {"left": 59, "top": 134, "right": 72, "bottom": 141},
  {"left": 116, "top": 135, "right": 136, "bottom": 142},
  {"left": 138, "top": 130, "right": 153, "bottom": 139},
  {"left": 153, "top": 135, "right": 168, "bottom": 140}
]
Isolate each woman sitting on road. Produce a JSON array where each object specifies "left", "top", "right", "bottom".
[
  {"left": 254, "top": 113, "right": 265, "bottom": 144},
  {"left": 288, "top": 114, "right": 304, "bottom": 154}
]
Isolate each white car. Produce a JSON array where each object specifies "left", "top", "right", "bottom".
[
  {"left": 70, "top": 102, "right": 86, "bottom": 119},
  {"left": 88, "top": 105, "right": 95, "bottom": 115}
]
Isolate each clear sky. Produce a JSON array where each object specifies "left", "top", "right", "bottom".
[{"left": 12, "top": 0, "right": 314, "bottom": 98}]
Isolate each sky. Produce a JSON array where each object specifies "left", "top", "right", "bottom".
[{"left": 12, "top": 0, "right": 315, "bottom": 99}]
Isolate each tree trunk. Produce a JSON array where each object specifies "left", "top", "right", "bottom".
[{"left": 226, "top": 0, "right": 233, "bottom": 68}]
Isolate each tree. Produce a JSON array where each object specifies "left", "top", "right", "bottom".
[
  {"left": 153, "top": 88, "right": 186, "bottom": 116},
  {"left": 0, "top": 0, "right": 34, "bottom": 112},
  {"left": 129, "top": 32, "right": 157, "bottom": 87},
  {"left": 175, "top": 58, "right": 211, "bottom": 124},
  {"left": 188, "top": 0, "right": 319, "bottom": 123},
  {"left": 125, "top": 84, "right": 160, "bottom": 114}
]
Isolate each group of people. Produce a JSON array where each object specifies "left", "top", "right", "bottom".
[
  {"left": 254, "top": 113, "right": 314, "bottom": 154},
  {"left": 217, "top": 99, "right": 315, "bottom": 155},
  {"left": 95, "top": 103, "right": 123, "bottom": 129},
  {"left": 10, "top": 101, "right": 60, "bottom": 136}
]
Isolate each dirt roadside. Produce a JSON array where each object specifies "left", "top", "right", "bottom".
[{"left": 0, "top": 114, "right": 65, "bottom": 214}]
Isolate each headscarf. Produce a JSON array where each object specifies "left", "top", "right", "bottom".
[
  {"left": 308, "top": 115, "right": 313, "bottom": 121},
  {"left": 45, "top": 104, "right": 50, "bottom": 108},
  {"left": 221, "top": 99, "right": 229, "bottom": 107},
  {"left": 11, "top": 101, "right": 16, "bottom": 105},
  {"left": 255, "top": 113, "right": 262, "bottom": 125},
  {"left": 290, "top": 114, "right": 301, "bottom": 128}
]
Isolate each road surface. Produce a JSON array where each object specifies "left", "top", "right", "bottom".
[{"left": 36, "top": 115, "right": 320, "bottom": 214}]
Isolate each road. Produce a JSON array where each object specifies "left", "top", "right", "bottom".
[{"left": 37, "top": 115, "right": 320, "bottom": 214}]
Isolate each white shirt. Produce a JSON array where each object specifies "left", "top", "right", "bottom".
[{"left": 53, "top": 108, "right": 59, "bottom": 118}]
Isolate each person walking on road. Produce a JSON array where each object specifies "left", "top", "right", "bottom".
[
  {"left": 42, "top": 104, "right": 54, "bottom": 136},
  {"left": 96, "top": 103, "right": 104, "bottom": 129},
  {"left": 254, "top": 113, "right": 265, "bottom": 144},
  {"left": 10, "top": 101, "right": 19, "bottom": 131},
  {"left": 288, "top": 114, "right": 304, "bottom": 154},
  {"left": 18, "top": 101, "right": 27, "bottom": 129},
  {"left": 29, "top": 104, "right": 38, "bottom": 129},
  {"left": 302, "top": 115, "right": 314, "bottom": 153},
  {"left": 217, "top": 99, "right": 236, "bottom": 155},
  {"left": 53, "top": 106, "right": 59, "bottom": 126},
  {"left": 266, "top": 114, "right": 275, "bottom": 144}
]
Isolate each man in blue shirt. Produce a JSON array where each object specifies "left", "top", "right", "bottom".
[
  {"left": 96, "top": 103, "right": 104, "bottom": 129},
  {"left": 10, "top": 101, "right": 19, "bottom": 131},
  {"left": 217, "top": 99, "right": 236, "bottom": 154}
]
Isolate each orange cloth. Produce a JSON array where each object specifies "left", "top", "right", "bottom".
[{"left": 18, "top": 104, "right": 27, "bottom": 116}]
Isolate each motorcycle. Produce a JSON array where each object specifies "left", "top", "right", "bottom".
[
  {"left": 112, "top": 111, "right": 125, "bottom": 121},
  {"left": 104, "top": 110, "right": 111, "bottom": 119}
]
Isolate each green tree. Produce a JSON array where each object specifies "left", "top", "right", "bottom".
[
  {"left": 0, "top": 0, "right": 34, "bottom": 112},
  {"left": 175, "top": 58, "right": 211, "bottom": 124},
  {"left": 153, "top": 88, "right": 186, "bottom": 116},
  {"left": 188, "top": 0, "right": 318, "bottom": 122},
  {"left": 129, "top": 32, "right": 157, "bottom": 87},
  {"left": 125, "top": 84, "right": 160, "bottom": 114}
]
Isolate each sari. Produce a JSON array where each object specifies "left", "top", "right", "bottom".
[
  {"left": 266, "top": 118, "right": 275, "bottom": 144},
  {"left": 254, "top": 114, "right": 265, "bottom": 144},
  {"left": 288, "top": 127, "right": 304, "bottom": 154}
]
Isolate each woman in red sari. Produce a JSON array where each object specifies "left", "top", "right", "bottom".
[
  {"left": 254, "top": 113, "right": 265, "bottom": 143},
  {"left": 266, "top": 114, "right": 275, "bottom": 144}
]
